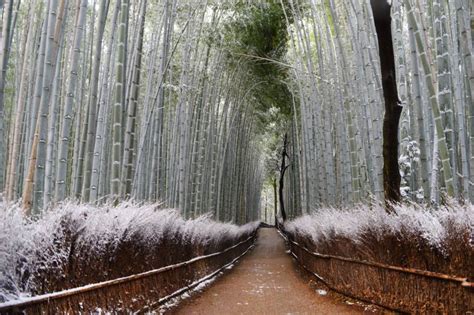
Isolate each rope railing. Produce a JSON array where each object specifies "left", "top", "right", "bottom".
[{"left": 278, "top": 227, "right": 473, "bottom": 313}]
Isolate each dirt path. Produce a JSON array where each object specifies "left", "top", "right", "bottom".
[{"left": 171, "top": 228, "right": 366, "bottom": 314}]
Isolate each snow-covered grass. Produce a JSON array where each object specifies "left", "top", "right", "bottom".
[
  {"left": 0, "top": 201, "right": 259, "bottom": 302},
  {"left": 284, "top": 202, "right": 473, "bottom": 276}
]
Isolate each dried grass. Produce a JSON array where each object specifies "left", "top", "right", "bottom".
[
  {"left": 284, "top": 202, "right": 473, "bottom": 276},
  {"left": 0, "top": 201, "right": 258, "bottom": 302}
]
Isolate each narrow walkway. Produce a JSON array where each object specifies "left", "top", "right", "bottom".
[{"left": 172, "top": 228, "right": 364, "bottom": 314}]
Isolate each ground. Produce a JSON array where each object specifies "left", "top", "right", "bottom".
[{"left": 169, "top": 228, "right": 379, "bottom": 314}]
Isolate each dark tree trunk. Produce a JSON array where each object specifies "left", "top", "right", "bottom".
[
  {"left": 279, "top": 133, "right": 289, "bottom": 221},
  {"left": 370, "top": 0, "right": 402, "bottom": 206},
  {"left": 273, "top": 177, "right": 278, "bottom": 227}
]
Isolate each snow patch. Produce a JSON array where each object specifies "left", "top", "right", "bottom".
[
  {"left": 284, "top": 202, "right": 473, "bottom": 250},
  {"left": 156, "top": 271, "right": 222, "bottom": 314},
  {"left": 316, "top": 289, "right": 327, "bottom": 296}
]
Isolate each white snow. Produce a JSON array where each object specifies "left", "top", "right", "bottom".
[
  {"left": 316, "top": 289, "right": 327, "bottom": 296},
  {"left": 156, "top": 270, "right": 226, "bottom": 314},
  {"left": 284, "top": 202, "right": 474, "bottom": 250},
  {"left": 0, "top": 201, "right": 259, "bottom": 303}
]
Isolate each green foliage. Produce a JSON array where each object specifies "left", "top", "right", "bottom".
[
  {"left": 228, "top": 1, "right": 290, "bottom": 61},
  {"left": 223, "top": 0, "right": 294, "bottom": 121},
  {"left": 323, "top": 0, "right": 336, "bottom": 37}
]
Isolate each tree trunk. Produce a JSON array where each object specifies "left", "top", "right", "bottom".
[
  {"left": 121, "top": 0, "right": 146, "bottom": 197},
  {"left": 6, "top": 1, "right": 36, "bottom": 201},
  {"left": 0, "top": 0, "right": 14, "bottom": 192},
  {"left": 33, "top": 0, "right": 67, "bottom": 211},
  {"left": 111, "top": 0, "right": 129, "bottom": 200},
  {"left": 90, "top": 0, "right": 120, "bottom": 203},
  {"left": 370, "top": 0, "right": 402, "bottom": 205},
  {"left": 56, "top": 0, "right": 88, "bottom": 202},
  {"left": 279, "top": 133, "right": 288, "bottom": 221},
  {"left": 81, "top": 0, "right": 108, "bottom": 202},
  {"left": 405, "top": 0, "right": 455, "bottom": 198},
  {"left": 272, "top": 177, "right": 277, "bottom": 227}
]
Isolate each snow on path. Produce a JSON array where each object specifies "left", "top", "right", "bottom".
[{"left": 169, "top": 228, "right": 365, "bottom": 314}]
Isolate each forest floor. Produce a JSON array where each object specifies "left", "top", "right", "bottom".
[{"left": 168, "top": 228, "right": 384, "bottom": 314}]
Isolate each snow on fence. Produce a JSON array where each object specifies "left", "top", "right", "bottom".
[
  {"left": 0, "top": 202, "right": 259, "bottom": 312},
  {"left": 0, "top": 234, "right": 255, "bottom": 313},
  {"left": 280, "top": 202, "right": 474, "bottom": 313}
]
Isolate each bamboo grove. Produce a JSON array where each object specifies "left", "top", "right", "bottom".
[
  {"left": 280, "top": 0, "right": 473, "bottom": 218},
  {"left": 0, "top": 0, "right": 268, "bottom": 223},
  {"left": 0, "top": 0, "right": 472, "bottom": 223}
]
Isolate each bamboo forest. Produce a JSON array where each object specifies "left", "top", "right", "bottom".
[{"left": 0, "top": 0, "right": 473, "bottom": 313}]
